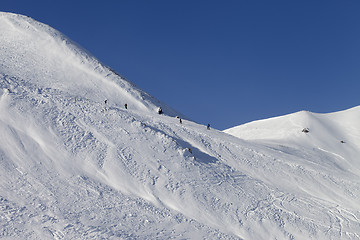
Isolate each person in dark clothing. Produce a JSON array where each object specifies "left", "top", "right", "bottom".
[
  {"left": 158, "top": 107, "right": 163, "bottom": 114},
  {"left": 207, "top": 124, "right": 210, "bottom": 130},
  {"left": 302, "top": 128, "right": 309, "bottom": 133},
  {"left": 180, "top": 119, "right": 182, "bottom": 124},
  {"left": 125, "top": 103, "right": 127, "bottom": 109}
]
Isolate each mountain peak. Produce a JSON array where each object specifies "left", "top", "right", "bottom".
[
  {"left": 224, "top": 106, "right": 360, "bottom": 171},
  {"left": 0, "top": 11, "right": 182, "bottom": 118}
]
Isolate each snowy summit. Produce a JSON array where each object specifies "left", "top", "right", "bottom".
[{"left": 0, "top": 12, "right": 359, "bottom": 239}]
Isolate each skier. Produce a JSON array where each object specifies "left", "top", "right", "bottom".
[
  {"left": 125, "top": 103, "right": 127, "bottom": 109},
  {"left": 158, "top": 107, "right": 163, "bottom": 114},
  {"left": 207, "top": 123, "right": 210, "bottom": 130},
  {"left": 180, "top": 119, "right": 182, "bottom": 124}
]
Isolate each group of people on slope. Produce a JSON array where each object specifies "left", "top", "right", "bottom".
[{"left": 104, "top": 100, "right": 210, "bottom": 130}]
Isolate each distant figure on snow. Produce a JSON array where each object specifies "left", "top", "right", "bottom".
[
  {"left": 158, "top": 107, "right": 163, "bottom": 114},
  {"left": 125, "top": 103, "right": 127, "bottom": 109},
  {"left": 207, "top": 123, "right": 210, "bottom": 130},
  {"left": 302, "top": 128, "right": 309, "bottom": 133},
  {"left": 180, "top": 119, "right": 182, "bottom": 124},
  {"left": 103, "top": 99, "right": 109, "bottom": 111}
]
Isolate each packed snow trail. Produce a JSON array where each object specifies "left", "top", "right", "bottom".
[{"left": 0, "top": 12, "right": 359, "bottom": 239}]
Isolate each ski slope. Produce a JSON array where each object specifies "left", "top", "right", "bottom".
[{"left": 0, "top": 12, "right": 359, "bottom": 239}]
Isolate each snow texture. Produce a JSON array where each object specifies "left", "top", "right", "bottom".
[{"left": 0, "top": 12, "right": 359, "bottom": 239}]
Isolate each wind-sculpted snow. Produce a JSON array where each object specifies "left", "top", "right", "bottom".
[
  {"left": 0, "top": 12, "right": 182, "bottom": 118},
  {"left": 1, "top": 12, "right": 360, "bottom": 239}
]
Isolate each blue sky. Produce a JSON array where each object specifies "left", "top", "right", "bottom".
[{"left": 2, "top": 1, "right": 360, "bottom": 130}]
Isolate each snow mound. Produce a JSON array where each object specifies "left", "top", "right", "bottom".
[{"left": 1, "top": 12, "right": 360, "bottom": 239}]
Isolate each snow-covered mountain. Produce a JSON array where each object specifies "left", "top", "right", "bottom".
[
  {"left": 0, "top": 12, "right": 182, "bottom": 118},
  {"left": 225, "top": 108, "right": 360, "bottom": 174},
  {"left": 0, "top": 12, "right": 359, "bottom": 239}
]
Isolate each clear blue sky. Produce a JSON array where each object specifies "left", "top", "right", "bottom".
[{"left": 3, "top": 1, "right": 360, "bottom": 130}]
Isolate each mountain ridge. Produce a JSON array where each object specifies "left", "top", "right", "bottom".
[
  {"left": 0, "top": 11, "right": 184, "bottom": 119},
  {"left": 224, "top": 107, "right": 360, "bottom": 169}
]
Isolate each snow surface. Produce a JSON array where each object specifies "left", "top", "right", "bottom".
[{"left": 0, "top": 12, "right": 359, "bottom": 239}]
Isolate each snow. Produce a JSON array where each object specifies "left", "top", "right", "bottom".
[{"left": 0, "top": 12, "right": 359, "bottom": 239}]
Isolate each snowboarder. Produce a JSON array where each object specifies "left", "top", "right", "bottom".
[
  {"left": 125, "top": 103, "right": 127, "bottom": 109},
  {"left": 158, "top": 107, "right": 163, "bottom": 114},
  {"left": 207, "top": 124, "right": 210, "bottom": 130}
]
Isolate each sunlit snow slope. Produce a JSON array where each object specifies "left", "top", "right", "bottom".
[
  {"left": 1, "top": 12, "right": 359, "bottom": 239},
  {"left": 0, "top": 12, "right": 182, "bottom": 117},
  {"left": 225, "top": 108, "right": 360, "bottom": 175}
]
